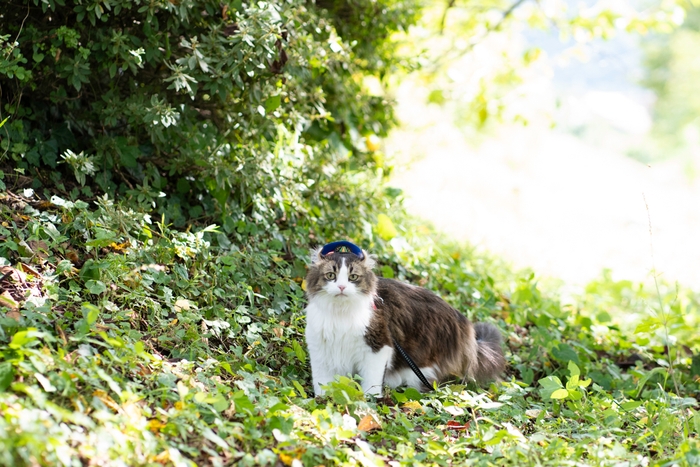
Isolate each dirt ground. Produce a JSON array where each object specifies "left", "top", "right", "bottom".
[{"left": 387, "top": 86, "right": 700, "bottom": 288}]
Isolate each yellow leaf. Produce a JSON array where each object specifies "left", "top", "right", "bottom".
[
  {"left": 279, "top": 453, "right": 294, "bottom": 466},
  {"left": 301, "top": 279, "right": 307, "bottom": 291},
  {"left": 148, "top": 419, "right": 165, "bottom": 432},
  {"left": 153, "top": 450, "right": 170, "bottom": 464},
  {"left": 365, "top": 134, "right": 381, "bottom": 152},
  {"left": 0, "top": 291, "right": 19, "bottom": 311},
  {"left": 108, "top": 241, "right": 129, "bottom": 253},
  {"left": 376, "top": 214, "right": 397, "bottom": 240},
  {"left": 92, "top": 389, "right": 120, "bottom": 412},
  {"left": 278, "top": 448, "right": 306, "bottom": 466},
  {"left": 402, "top": 400, "right": 422, "bottom": 412},
  {"left": 357, "top": 414, "right": 381, "bottom": 432}
]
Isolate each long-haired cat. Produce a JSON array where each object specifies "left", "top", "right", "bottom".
[{"left": 304, "top": 243, "right": 506, "bottom": 396}]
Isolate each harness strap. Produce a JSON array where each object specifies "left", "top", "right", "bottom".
[{"left": 392, "top": 338, "right": 433, "bottom": 390}]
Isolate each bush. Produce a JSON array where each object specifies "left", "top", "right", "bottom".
[{"left": 0, "top": 0, "right": 417, "bottom": 230}]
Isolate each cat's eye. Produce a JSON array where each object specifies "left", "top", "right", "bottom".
[
  {"left": 325, "top": 272, "right": 336, "bottom": 280},
  {"left": 348, "top": 273, "right": 359, "bottom": 281}
]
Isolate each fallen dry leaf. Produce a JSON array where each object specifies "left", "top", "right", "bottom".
[
  {"left": 357, "top": 414, "right": 381, "bottom": 432},
  {"left": 446, "top": 420, "right": 470, "bottom": 431},
  {"left": 1, "top": 266, "right": 26, "bottom": 283},
  {"left": 93, "top": 389, "right": 120, "bottom": 412},
  {"left": 0, "top": 291, "right": 19, "bottom": 311},
  {"left": 152, "top": 450, "right": 170, "bottom": 464},
  {"left": 174, "top": 298, "right": 194, "bottom": 312},
  {"left": 19, "top": 262, "right": 43, "bottom": 278},
  {"left": 6, "top": 310, "right": 21, "bottom": 321}
]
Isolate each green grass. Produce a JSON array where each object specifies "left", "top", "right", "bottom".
[{"left": 0, "top": 187, "right": 699, "bottom": 466}]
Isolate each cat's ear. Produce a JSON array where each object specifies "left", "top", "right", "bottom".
[
  {"left": 310, "top": 247, "right": 324, "bottom": 265},
  {"left": 361, "top": 251, "right": 376, "bottom": 269}
]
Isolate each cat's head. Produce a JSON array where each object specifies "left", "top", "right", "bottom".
[{"left": 305, "top": 246, "right": 377, "bottom": 300}]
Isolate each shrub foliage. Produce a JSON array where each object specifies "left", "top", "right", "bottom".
[{"left": 1, "top": 0, "right": 416, "bottom": 227}]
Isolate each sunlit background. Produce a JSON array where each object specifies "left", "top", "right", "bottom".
[{"left": 385, "top": 0, "right": 700, "bottom": 288}]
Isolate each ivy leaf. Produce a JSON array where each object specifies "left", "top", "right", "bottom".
[
  {"left": 538, "top": 375, "right": 564, "bottom": 399},
  {"left": 85, "top": 280, "right": 107, "bottom": 295},
  {"left": 551, "top": 343, "right": 579, "bottom": 365}
]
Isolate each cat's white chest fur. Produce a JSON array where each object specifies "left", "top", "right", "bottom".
[{"left": 305, "top": 294, "right": 393, "bottom": 396}]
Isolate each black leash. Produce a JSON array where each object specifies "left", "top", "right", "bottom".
[{"left": 393, "top": 338, "right": 433, "bottom": 390}]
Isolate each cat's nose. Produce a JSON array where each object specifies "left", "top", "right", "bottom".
[{"left": 338, "top": 285, "right": 346, "bottom": 292}]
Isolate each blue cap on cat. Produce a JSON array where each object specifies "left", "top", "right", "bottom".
[{"left": 320, "top": 241, "right": 364, "bottom": 260}]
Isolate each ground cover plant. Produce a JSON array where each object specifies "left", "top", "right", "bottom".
[
  {"left": 1, "top": 0, "right": 699, "bottom": 465},
  {"left": 1, "top": 185, "right": 699, "bottom": 466}
]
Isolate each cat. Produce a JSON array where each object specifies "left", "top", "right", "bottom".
[{"left": 304, "top": 242, "right": 506, "bottom": 396}]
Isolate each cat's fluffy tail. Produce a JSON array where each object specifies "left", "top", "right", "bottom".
[{"left": 473, "top": 322, "right": 506, "bottom": 383}]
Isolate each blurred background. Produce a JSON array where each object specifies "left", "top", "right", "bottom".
[{"left": 384, "top": 0, "right": 700, "bottom": 288}]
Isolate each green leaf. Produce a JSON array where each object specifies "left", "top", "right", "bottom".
[
  {"left": 232, "top": 391, "right": 255, "bottom": 414},
  {"left": 620, "top": 401, "right": 643, "bottom": 411},
  {"left": 551, "top": 343, "right": 579, "bottom": 365},
  {"left": 292, "top": 340, "right": 307, "bottom": 363},
  {"left": 202, "top": 427, "right": 229, "bottom": 449},
  {"left": 81, "top": 303, "right": 100, "bottom": 326},
  {"left": 264, "top": 95, "right": 281, "bottom": 113},
  {"left": 292, "top": 380, "right": 308, "bottom": 398},
  {"left": 550, "top": 388, "right": 569, "bottom": 400},
  {"left": 567, "top": 360, "right": 580, "bottom": 377},
  {"left": 85, "top": 228, "right": 117, "bottom": 248},
  {"left": 86, "top": 280, "right": 107, "bottom": 294},
  {"left": 401, "top": 387, "right": 422, "bottom": 401},
  {"left": 634, "top": 317, "right": 660, "bottom": 334},
  {"left": 376, "top": 213, "right": 398, "bottom": 240},
  {"left": 9, "top": 329, "right": 42, "bottom": 349},
  {"left": 539, "top": 375, "right": 563, "bottom": 390},
  {"left": 635, "top": 367, "right": 668, "bottom": 398},
  {"left": 691, "top": 354, "right": 700, "bottom": 378},
  {"left": 566, "top": 374, "right": 580, "bottom": 390},
  {"left": 538, "top": 375, "right": 564, "bottom": 399},
  {"left": 0, "top": 362, "right": 14, "bottom": 391},
  {"left": 211, "top": 394, "right": 230, "bottom": 412}
]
